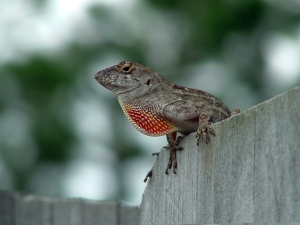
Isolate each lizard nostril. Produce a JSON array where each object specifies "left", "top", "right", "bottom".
[{"left": 146, "top": 79, "right": 151, "bottom": 85}]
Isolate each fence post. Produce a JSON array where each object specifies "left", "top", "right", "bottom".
[
  {"left": 0, "top": 191, "right": 140, "bottom": 225},
  {"left": 140, "top": 86, "right": 300, "bottom": 224}
]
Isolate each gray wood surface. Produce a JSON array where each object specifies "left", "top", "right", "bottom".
[
  {"left": 0, "top": 191, "right": 139, "bottom": 225},
  {"left": 140, "top": 86, "right": 300, "bottom": 225}
]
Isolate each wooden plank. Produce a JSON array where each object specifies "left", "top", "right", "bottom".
[
  {"left": 254, "top": 86, "right": 300, "bottom": 223},
  {"left": 0, "top": 191, "right": 139, "bottom": 225},
  {"left": 0, "top": 191, "right": 15, "bottom": 225},
  {"left": 140, "top": 86, "right": 300, "bottom": 224},
  {"left": 14, "top": 194, "right": 53, "bottom": 225},
  {"left": 120, "top": 202, "right": 140, "bottom": 225}
]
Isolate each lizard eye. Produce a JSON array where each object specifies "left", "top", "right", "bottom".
[
  {"left": 146, "top": 79, "right": 151, "bottom": 85},
  {"left": 119, "top": 61, "right": 135, "bottom": 74},
  {"left": 123, "top": 66, "right": 130, "bottom": 72}
]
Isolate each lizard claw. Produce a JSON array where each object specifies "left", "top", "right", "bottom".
[
  {"left": 144, "top": 168, "right": 153, "bottom": 183},
  {"left": 173, "top": 160, "right": 178, "bottom": 174},
  {"left": 195, "top": 122, "right": 215, "bottom": 146},
  {"left": 144, "top": 152, "right": 160, "bottom": 182},
  {"left": 231, "top": 108, "right": 240, "bottom": 116},
  {"left": 152, "top": 152, "right": 159, "bottom": 156}
]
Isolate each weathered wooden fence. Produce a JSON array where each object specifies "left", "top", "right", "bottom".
[
  {"left": 0, "top": 191, "right": 139, "bottom": 225},
  {"left": 140, "top": 85, "right": 300, "bottom": 224},
  {"left": 0, "top": 86, "right": 299, "bottom": 225}
]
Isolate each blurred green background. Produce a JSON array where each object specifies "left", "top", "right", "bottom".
[{"left": 0, "top": 0, "right": 299, "bottom": 205}]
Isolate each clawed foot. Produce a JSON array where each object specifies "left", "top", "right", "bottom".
[
  {"left": 165, "top": 146, "right": 183, "bottom": 174},
  {"left": 143, "top": 134, "right": 184, "bottom": 182},
  {"left": 195, "top": 122, "right": 215, "bottom": 146},
  {"left": 165, "top": 136, "right": 184, "bottom": 175}
]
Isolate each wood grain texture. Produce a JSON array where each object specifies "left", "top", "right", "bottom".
[
  {"left": 0, "top": 191, "right": 139, "bottom": 225},
  {"left": 140, "top": 86, "right": 300, "bottom": 225}
]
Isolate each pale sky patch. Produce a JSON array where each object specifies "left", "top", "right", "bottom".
[{"left": 263, "top": 32, "right": 300, "bottom": 87}]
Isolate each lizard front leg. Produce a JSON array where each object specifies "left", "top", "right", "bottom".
[
  {"left": 195, "top": 109, "right": 240, "bottom": 145},
  {"left": 195, "top": 111, "right": 215, "bottom": 146}
]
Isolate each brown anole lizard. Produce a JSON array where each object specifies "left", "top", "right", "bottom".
[{"left": 94, "top": 61, "right": 240, "bottom": 182}]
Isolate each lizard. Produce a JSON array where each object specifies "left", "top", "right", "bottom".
[{"left": 94, "top": 61, "right": 240, "bottom": 182}]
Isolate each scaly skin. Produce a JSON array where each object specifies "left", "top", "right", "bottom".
[{"left": 94, "top": 61, "right": 240, "bottom": 182}]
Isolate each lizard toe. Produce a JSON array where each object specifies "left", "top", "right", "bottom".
[
  {"left": 173, "top": 156, "right": 178, "bottom": 174},
  {"left": 195, "top": 122, "right": 216, "bottom": 145},
  {"left": 144, "top": 168, "right": 153, "bottom": 183},
  {"left": 152, "top": 152, "right": 159, "bottom": 156}
]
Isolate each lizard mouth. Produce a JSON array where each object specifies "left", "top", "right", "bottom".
[{"left": 94, "top": 73, "right": 101, "bottom": 80}]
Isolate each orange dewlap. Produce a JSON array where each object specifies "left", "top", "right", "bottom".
[{"left": 120, "top": 103, "right": 176, "bottom": 136}]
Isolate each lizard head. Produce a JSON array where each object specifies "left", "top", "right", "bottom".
[{"left": 94, "top": 61, "right": 163, "bottom": 98}]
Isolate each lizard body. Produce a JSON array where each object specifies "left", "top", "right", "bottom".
[{"left": 94, "top": 61, "right": 239, "bottom": 182}]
